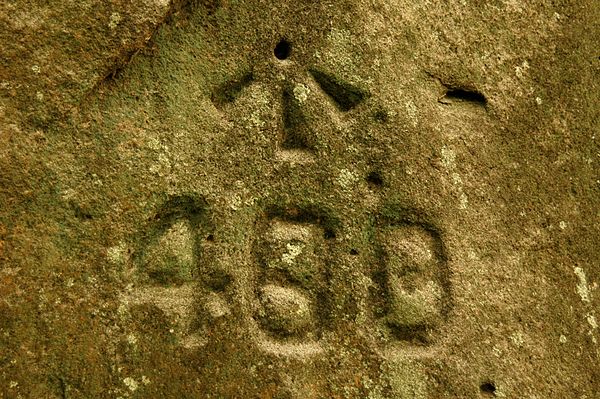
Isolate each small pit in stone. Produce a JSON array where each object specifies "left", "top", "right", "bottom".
[
  {"left": 205, "top": 270, "right": 231, "bottom": 292},
  {"left": 274, "top": 39, "right": 291, "bottom": 60},
  {"left": 373, "top": 109, "right": 389, "bottom": 123},
  {"left": 367, "top": 171, "right": 383, "bottom": 188},
  {"left": 480, "top": 382, "right": 496, "bottom": 397}
]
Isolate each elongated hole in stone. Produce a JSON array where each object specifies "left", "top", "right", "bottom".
[
  {"left": 480, "top": 382, "right": 496, "bottom": 396},
  {"left": 441, "top": 87, "right": 487, "bottom": 106},
  {"left": 274, "top": 39, "right": 291, "bottom": 60}
]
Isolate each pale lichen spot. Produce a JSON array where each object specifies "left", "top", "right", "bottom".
[
  {"left": 293, "top": 83, "right": 310, "bottom": 103},
  {"left": 108, "top": 12, "right": 122, "bottom": 30},
  {"left": 123, "top": 377, "right": 138, "bottom": 392},
  {"left": 405, "top": 100, "right": 418, "bottom": 127},
  {"left": 146, "top": 137, "right": 161, "bottom": 151},
  {"left": 117, "top": 303, "right": 129, "bottom": 317},
  {"left": 228, "top": 194, "right": 242, "bottom": 211},
  {"left": 459, "top": 192, "right": 469, "bottom": 209},
  {"left": 559, "top": 334, "right": 567, "bottom": 344},
  {"left": 441, "top": 146, "right": 456, "bottom": 169},
  {"left": 336, "top": 168, "right": 358, "bottom": 190},
  {"left": 559, "top": 221, "right": 567, "bottom": 230},
  {"left": 509, "top": 331, "right": 525, "bottom": 347},
  {"left": 587, "top": 314, "right": 598, "bottom": 329},
  {"left": 574, "top": 267, "right": 591, "bottom": 302},
  {"left": 153, "top": 0, "right": 170, "bottom": 9},
  {"left": 250, "top": 110, "right": 265, "bottom": 128},
  {"left": 107, "top": 242, "right": 129, "bottom": 265},
  {"left": 451, "top": 172, "right": 463, "bottom": 185},
  {"left": 126, "top": 333, "right": 138, "bottom": 345},
  {"left": 492, "top": 346, "right": 502, "bottom": 357},
  {"left": 515, "top": 60, "right": 530, "bottom": 78},
  {"left": 282, "top": 242, "right": 305, "bottom": 265}
]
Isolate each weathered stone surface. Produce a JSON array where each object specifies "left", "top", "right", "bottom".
[{"left": 0, "top": 0, "right": 598, "bottom": 398}]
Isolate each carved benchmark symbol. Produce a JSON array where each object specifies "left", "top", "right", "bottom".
[
  {"left": 210, "top": 40, "right": 368, "bottom": 158},
  {"left": 123, "top": 40, "right": 451, "bottom": 356}
]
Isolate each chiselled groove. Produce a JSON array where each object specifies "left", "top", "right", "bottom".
[
  {"left": 439, "top": 86, "right": 487, "bottom": 106},
  {"left": 309, "top": 68, "right": 368, "bottom": 111},
  {"left": 264, "top": 205, "right": 339, "bottom": 239},
  {"left": 150, "top": 195, "right": 207, "bottom": 227},
  {"left": 281, "top": 86, "right": 313, "bottom": 150},
  {"left": 170, "top": 0, "right": 221, "bottom": 20},
  {"left": 211, "top": 72, "right": 254, "bottom": 108}
]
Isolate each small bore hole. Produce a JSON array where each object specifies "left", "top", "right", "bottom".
[
  {"left": 350, "top": 249, "right": 359, "bottom": 256},
  {"left": 205, "top": 270, "right": 231, "bottom": 292},
  {"left": 206, "top": 234, "right": 215, "bottom": 242},
  {"left": 274, "top": 39, "right": 291, "bottom": 60},
  {"left": 367, "top": 171, "right": 383, "bottom": 187},
  {"left": 479, "top": 382, "right": 496, "bottom": 397},
  {"left": 373, "top": 109, "right": 389, "bottom": 123}
]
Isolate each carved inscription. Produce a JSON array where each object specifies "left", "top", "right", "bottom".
[
  {"left": 122, "top": 196, "right": 230, "bottom": 349},
  {"left": 373, "top": 222, "right": 450, "bottom": 345},
  {"left": 120, "top": 41, "right": 455, "bottom": 370},
  {"left": 250, "top": 210, "right": 334, "bottom": 356},
  {"left": 122, "top": 197, "right": 452, "bottom": 356}
]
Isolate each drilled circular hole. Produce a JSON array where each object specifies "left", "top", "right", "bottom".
[
  {"left": 480, "top": 382, "right": 496, "bottom": 397},
  {"left": 274, "top": 39, "right": 291, "bottom": 60}
]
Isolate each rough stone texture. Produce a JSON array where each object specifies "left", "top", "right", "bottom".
[{"left": 0, "top": 0, "right": 599, "bottom": 398}]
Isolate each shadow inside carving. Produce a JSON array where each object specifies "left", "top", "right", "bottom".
[
  {"left": 281, "top": 86, "right": 314, "bottom": 151},
  {"left": 439, "top": 86, "right": 487, "bottom": 107},
  {"left": 310, "top": 68, "right": 368, "bottom": 111},
  {"left": 211, "top": 72, "right": 254, "bottom": 108}
]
